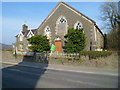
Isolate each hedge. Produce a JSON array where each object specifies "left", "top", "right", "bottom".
[{"left": 79, "top": 51, "right": 113, "bottom": 59}]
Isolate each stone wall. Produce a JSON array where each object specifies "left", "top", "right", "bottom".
[
  {"left": 1, "top": 51, "right": 118, "bottom": 69},
  {"left": 48, "top": 53, "right": 118, "bottom": 69},
  {"left": 37, "top": 3, "right": 102, "bottom": 51}
]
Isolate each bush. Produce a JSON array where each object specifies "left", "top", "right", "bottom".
[
  {"left": 27, "top": 35, "right": 50, "bottom": 52},
  {"left": 80, "top": 51, "right": 113, "bottom": 59},
  {"left": 64, "top": 28, "right": 86, "bottom": 53}
]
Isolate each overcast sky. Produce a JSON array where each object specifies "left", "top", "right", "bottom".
[{"left": 1, "top": 1, "right": 108, "bottom": 45}]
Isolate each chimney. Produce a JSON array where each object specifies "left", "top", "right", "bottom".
[{"left": 22, "top": 24, "right": 28, "bottom": 32}]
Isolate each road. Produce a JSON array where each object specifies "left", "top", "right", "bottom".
[{"left": 2, "top": 63, "right": 118, "bottom": 88}]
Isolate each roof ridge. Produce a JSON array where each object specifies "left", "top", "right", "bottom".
[
  {"left": 61, "top": 2, "right": 96, "bottom": 23},
  {"left": 37, "top": 2, "right": 61, "bottom": 30},
  {"left": 37, "top": 2, "right": 96, "bottom": 31}
]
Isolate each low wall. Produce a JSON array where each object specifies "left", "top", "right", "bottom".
[
  {"left": 1, "top": 51, "right": 48, "bottom": 63},
  {"left": 48, "top": 53, "right": 118, "bottom": 69},
  {"left": 1, "top": 51, "right": 119, "bottom": 69}
]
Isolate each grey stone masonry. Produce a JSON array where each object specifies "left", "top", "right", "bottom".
[
  {"left": 37, "top": 2, "right": 104, "bottom": 51},
  {"left": 15, "top": 2, "right": 104, "bottom": 54}
]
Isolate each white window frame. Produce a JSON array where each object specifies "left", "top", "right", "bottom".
[
  {"left": 57, "top": 16, "right": 67, "bottom": 24},
  {"left": 44, "top": 26, "right": 51, "bottom": 35},
  {"left": 44, "top": 26, "right": 51, "bottom": 39},
  {"left": 74, "top": 21, "right": 83, "bottom": 29}
]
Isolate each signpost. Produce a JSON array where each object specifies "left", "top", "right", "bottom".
[{"left": 50, "top": 44, "right": 56, "bottom": 51}]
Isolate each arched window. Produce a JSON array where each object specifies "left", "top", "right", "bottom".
[
  {"left": 59, "top": 18, "right": 66, "bottom": 23},
  {"left": 57, "top": 16, "right": 67, "bottom": 24},
  {"left": 44, "top": 26, "right": 51, "bottom": 39},
  {"left": 56, "top": 16, "right": 67, "bottom": 35},
  {"left": 44, "top": 26, "right": 51, "bottom": 35},
  {"left": 74, "top": 21, "right": 83, "bottom": 29}
]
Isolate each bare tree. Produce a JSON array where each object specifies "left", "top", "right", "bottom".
[
  {"left": 100, "top": 1, "right": 119, "bottom": 51},
  {"left": 100, "top": 2, "right": 118, "bottom": 31}
]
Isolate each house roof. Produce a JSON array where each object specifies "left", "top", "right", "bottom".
[
  {"left": 31, "top": 29, "right": 37, "bottom": 35},
  {"left": 16, "top": 29, "right": 37, "bottom": 37},
  {"left": 23, "top": 30, "right": 30, "bottom": 37},
  {"left": 95, "top": 25, "right": 104, "bottom": 37}
]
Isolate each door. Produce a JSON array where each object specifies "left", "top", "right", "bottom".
[{"left": 55, "top": 40, "right": 63, "bottom": 53}]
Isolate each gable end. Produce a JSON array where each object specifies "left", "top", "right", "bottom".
[{"left": 37, "top": 2, "right": 96, "bottom": 31}]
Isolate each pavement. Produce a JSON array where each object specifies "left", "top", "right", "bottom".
[{"left": 1, "top": 60, "right": 118, "bottom": 76}]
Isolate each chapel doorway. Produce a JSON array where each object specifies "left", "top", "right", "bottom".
[{"left": 55, "top": 40, "right": 63, "bottom": 53}]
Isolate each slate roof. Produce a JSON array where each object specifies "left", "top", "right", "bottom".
[
  {"left": 31, "top": 29, "right": 37, "bottom": 35},
  {"left": 16, "top": 29, "right": 37, "bottom": 37}
]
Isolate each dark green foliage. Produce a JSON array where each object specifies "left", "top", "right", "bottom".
[
  {"left": 64, "top": 28, "right": 86, "bottom": 53},
  {"left": 80, "top": 51, "right": 113, "bottom": 59},
  {"left": 107, "top": 30, "right": 119, "bottom": 51},
  {"left": 27, "top": 35, "right": 50, "bottom": 52}
]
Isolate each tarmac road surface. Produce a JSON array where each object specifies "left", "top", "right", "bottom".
[{"left": 2, "top": 62, "right": 118, "bottom": 88}]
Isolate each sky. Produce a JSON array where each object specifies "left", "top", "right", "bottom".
[{"left": 1, "top": 1, "right": 107, "bottom": 45}]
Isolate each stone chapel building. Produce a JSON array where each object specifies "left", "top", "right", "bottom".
[{"left": 15, "top": 2, "right": 104, "bottom": 54}]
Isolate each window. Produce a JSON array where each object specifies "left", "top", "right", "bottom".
[
  {"left": 74, "top": 21, "right": 83, "bottom": 29},
  {"left": 44, "top": 26, "right": 51, "bottom": 39},
  {"left": 59, "top": 18, "right": 66, "bottom": 23},
  {"left": 46, "top": 27, "right": 50, "bottom": 32},
  {"left": 44, "top": 26, "right": 51, "bottom": 35},
  {"left": 20, "top": 36, "right": 23, "bottom": 41},
  {"left": 57, "top": 17, "right": 67, "bottom": 24},
  {"left": 56, "top": 16, "right": 67, "bottom": 35},
  {"left": 55, "top": 36, "right": 61, "bottom": 41}
]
